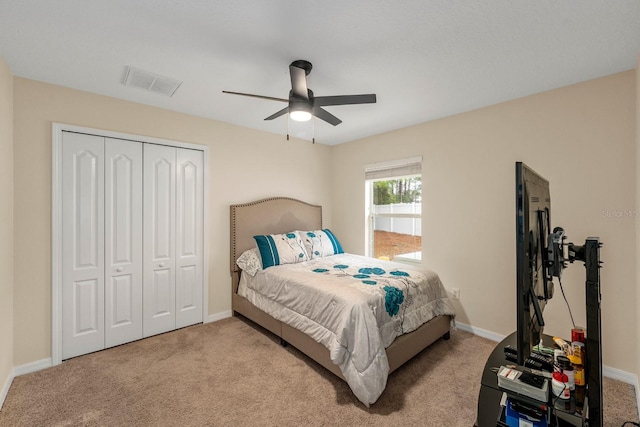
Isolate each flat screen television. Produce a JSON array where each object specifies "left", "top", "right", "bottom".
[{"left": 515, "top": 162, "right": 553, "bottom": 365}]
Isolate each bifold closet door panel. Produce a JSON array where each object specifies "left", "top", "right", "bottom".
[
  {"left": 105, "top": 138, "right": 143, "bottom": 348},
  {"left": 62, "top": 132, "right": 105, "bottom": 359},
  {"left": 143, "top": 144, "right": 177, "bottom": 337},
  {"left": 175, "top": 149, "right": 204, "bottom": 328}
]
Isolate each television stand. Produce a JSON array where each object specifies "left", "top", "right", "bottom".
[
  {"left": 475, "top": 237, "right": 602, "bottom": 427},
  {"left": 475, "top": 332, "right": 587, "bottom": 427}
]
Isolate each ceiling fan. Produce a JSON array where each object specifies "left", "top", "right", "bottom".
[{"left": 222, "top": 60, "right": 376, "bottom": 126}]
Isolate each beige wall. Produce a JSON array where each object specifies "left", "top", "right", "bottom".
[
  {"left": 331, "top": 71, "right": 637, "bottom": 374},
  {"left": 636, "top": 58, "right": 640, "bottom": 387},
  {"left": 0, "top": 57, "right": 14, "bottom": 398},
  {"left": 12, "top": 78, "right": 333, "bottom": 365}
]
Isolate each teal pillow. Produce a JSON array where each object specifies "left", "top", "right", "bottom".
[{"left": 254, "top": 232, "right": 310, "bottom": 269}]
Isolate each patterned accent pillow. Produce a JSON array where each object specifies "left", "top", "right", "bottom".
[
  {"left": 253, "top": 232, "right": 310, "bottom": 269},
  {"left": 236, "top": 248, "right": 263, "bottom": 276},
  {"left": 298, "top": 229, "right": 344, "bottom": 259}
]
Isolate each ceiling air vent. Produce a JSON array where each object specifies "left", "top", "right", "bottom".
[{"left": 121, "top": 66, "right": 182, "bottom": 97}]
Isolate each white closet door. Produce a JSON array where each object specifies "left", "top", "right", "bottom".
[
  {"left": 143, "top": 144, "right": 176, "bottom": 337},
  {"left": 62, "top": 132, "right": 105, "bottom": 359},
  {"left": 175, "top": 149, "right": 204, "bottom": 328},
  {"left": 105, "top": 138, "right": 143, "bottom": 347}
]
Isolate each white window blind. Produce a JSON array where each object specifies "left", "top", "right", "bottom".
[{"left": 365, "top": 156, "right": 422, "bottom": 180}]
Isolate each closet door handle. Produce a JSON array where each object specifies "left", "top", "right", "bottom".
[
  {"left": 158, "top": 263, "right": 165, "bottom": 268},
  {"left": 116, "top": 267, "right": 123, "bottom": 273}
]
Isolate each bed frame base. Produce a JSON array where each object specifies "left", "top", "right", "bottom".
[{"left": 233, "top": 291, "right": 451, "bottom": 381}]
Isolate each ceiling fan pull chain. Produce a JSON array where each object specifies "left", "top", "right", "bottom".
[
  {"left": 286, "top": 114, "right": 290, "bottom": 141},
  {"left": 312, "top": 116, "right": 315, "bottom": 144}
]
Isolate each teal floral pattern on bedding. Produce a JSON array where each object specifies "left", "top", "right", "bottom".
[
  {"left": 309, "top": 261, "right": 415, "bottom": 319},
  {"left": 383, "top": 286, "right": 405, "bottom": 316}
]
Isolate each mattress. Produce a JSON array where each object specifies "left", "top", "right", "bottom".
[{"left": 238, "top": 253, "right": 456, "bottom": 406}]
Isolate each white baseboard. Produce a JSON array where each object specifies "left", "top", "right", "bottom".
[
  {"left": 455, "top": 321, "right": 506, "bottom": 343},
  {"left": 0, "top": 369, "right": 14, "bottom": 410},
  {"left": 603, "top": 365, "right": 637, "bottom": 385},
  {"left": 13, "top": 358, "right": 52, "bottom": 377},
  {"left": 207, "top": 310, "right": 232, "bottom": 323}
]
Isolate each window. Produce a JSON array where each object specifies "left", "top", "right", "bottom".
[{"left": 365, "top": 157, "right": 422, "bottom": 263}]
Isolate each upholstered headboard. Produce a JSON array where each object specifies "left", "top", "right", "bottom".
[{"left": 230, "top": 197, "right": 322, "bottom": 275}]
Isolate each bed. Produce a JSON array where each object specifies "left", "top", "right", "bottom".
[{"left": 230, "top": 197, "right": 455, "bottom": 406}]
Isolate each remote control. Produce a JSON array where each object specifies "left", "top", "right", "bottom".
[
  {"left": 527, "top": 351, "right": 554, "bottom": 371},
  {"left": 518, "top": 371, "right": 546, "bottom": 389},
  {"left": 524, "top": 357, "right": 544, "bottom": 370},
  {"left": 504, "top": 345, "right": 518, "bottom": 362}
]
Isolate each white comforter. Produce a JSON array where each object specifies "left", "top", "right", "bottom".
[{"left": 237, "top": 253, "right": 456, "bottom": 406}]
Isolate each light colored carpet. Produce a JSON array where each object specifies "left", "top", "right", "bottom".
[{"left": 0, "top": 317, "right": 637, "bottom": 426}]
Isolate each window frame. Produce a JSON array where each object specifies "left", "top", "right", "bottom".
[{"left": 364, "top": 156, "right": 422, "bottom": 263}]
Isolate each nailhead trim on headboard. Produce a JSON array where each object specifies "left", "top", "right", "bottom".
[{"left": 230, "top": 197, "right": 323, "bottom": 275}]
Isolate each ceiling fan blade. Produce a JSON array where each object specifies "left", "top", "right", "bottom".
[
  {"left": 312, "top": 106, "right": 342, "bottom": 126},
  {"left": 222, "top": 90, "right": 288, "bottom": 103},
  {"left": 289, "top": 65, "right": 308, "bottom": 100},
  {"left": 264, "top": 106, "right": 290, "bottom": 121},
  {"left": 314, "top": 94, "right": 377, "bottom": 107}
]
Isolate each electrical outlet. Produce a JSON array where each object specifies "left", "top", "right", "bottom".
[{"left": 451, "top": 288, "right": 460, "bottom": 300}]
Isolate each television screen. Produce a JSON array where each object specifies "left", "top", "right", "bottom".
[{"left": 515, "top": 162, "right": 553, "bottom": 365}]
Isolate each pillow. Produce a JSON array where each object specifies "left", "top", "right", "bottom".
[
  {"left": 253, "top": 232, "right": 310, "bottom": 269},
  {"left": 298, "top": 229, "right": 344, "bottom": 259},
  {"left": 236, "top": 248, "right": 263, "bottom": 276}
]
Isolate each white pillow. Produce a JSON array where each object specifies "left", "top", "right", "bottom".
[
  {"left": 253, "top": 231, "right": 310, "bottom": 269},
  {"left": 298, "top": 229, "right": 344, "bottom": 259},
  {"left": 236, "top": 248, "right": 263, "bottom": 276}
]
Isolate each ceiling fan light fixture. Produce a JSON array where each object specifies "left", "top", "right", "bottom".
[
  {"left": 290, "top": 110, "right": 312, "bottom": 122},
  {"left": 289, "top": 98, "right": 312, "bottom": 122}
]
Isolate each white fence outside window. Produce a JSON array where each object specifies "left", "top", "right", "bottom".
[{"left": 372, "top": 202, "right": 422, "bottom": 236}]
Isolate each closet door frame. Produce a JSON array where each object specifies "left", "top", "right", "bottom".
[{"left": 52, "top": 123, "right": 210, "bottom": 366}]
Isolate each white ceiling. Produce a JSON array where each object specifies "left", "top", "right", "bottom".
[{"left": 1, "top": 1, "right": 639, "bottom": 145}]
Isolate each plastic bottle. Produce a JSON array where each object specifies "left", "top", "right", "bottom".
[
  {"left": 552, "top": 371, "right": 570, "bottom": 399},
  {"left": 569, "top": 354, "right": 585, "bottom": 387},
  {"left": 557, "top": 355, "right": 575, "bottom": 391}
]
